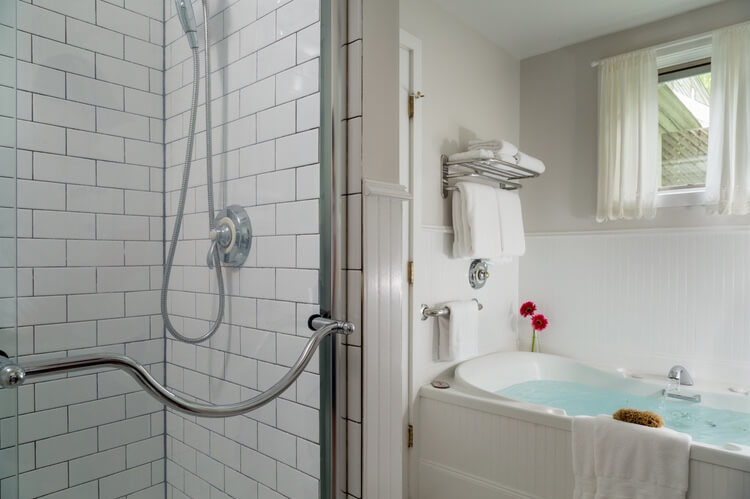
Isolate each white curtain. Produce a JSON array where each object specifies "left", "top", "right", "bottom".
[
  {"left": 596, "top": 49, "right": 659, "bottom": 222},
  {"left": 705, "top": 22, "right": 750, "bottom": 215}
]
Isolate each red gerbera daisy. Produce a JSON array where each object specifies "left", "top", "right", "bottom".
[
  {"left": 520, "top": 301, "right": 537, "bottom": 317},
  {"left": 531, "top": 314, "right": 548, "bottom": 331}
]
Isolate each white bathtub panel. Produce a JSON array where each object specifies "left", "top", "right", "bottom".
[
  {"left": 419, "top": 460, "right": 529, "bottom": 499},
  {"left": 420, "top": 393, "right": 750, "bottom": 499},
  {"left": 419, "top": 397, "right": 574, "bottom": 498},
  {"left": 521, "top": 228, "right": 750, "bottom": 382}
]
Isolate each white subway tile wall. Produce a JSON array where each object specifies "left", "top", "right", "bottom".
[
  {"left": 6, "top": 1, "right": 166, "bottom": 498},
  {"left": 163, "top": 0, "right": 322, "bottom": 497}
]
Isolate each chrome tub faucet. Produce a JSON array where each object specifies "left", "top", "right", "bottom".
[{"left": 668, "top": 365, "right": 694, "bottom": 386}]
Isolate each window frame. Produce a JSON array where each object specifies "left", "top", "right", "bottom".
[{"left": 654, "top": 38, "right": 712, "bottom": 208}]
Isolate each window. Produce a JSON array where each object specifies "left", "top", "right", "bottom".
[{"left": 655, "top": 42, "right": 712, "bottom": 208}]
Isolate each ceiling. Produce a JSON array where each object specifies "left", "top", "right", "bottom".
[{"left": 430, "top": 0, "right": 724, "bottom": 59}]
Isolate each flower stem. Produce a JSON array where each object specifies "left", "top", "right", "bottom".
[{"left": 531, "top": 330, "right": 536, "bottom": 352}]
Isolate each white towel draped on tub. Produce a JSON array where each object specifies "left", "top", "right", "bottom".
[
  {"left": 573, "top": 415, "right": 692, "bottom": 499},
  {"left": 437, "top": 300, "right": 479, "bottom": 361},
  {"left": 452, "top": 182, "right": 502, "bottom": 260}
]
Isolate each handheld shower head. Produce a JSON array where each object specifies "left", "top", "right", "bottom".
[{"left": 174, "top": 0, "right": 199, "bottom": 49}]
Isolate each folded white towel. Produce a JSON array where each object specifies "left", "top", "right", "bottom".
[
  {"left": 573, "top": 415, "right": 691, "bottom": 499},
  {"left": 468, "top": 139, "right": 519, "bottom": 156},
  {"left": 494, "top": 151, "right": 518, "bottom": 164},
  {"left": 438, "top": 300, "right": 479, "bottom": 361},
  {"left": 515, "top": 151, "right": 546, "bottom": 174},
  {"left": 448, "top": 149, "right": 495, "bottom": 162},
  {"left": 452, "top": 182, "right": 502, "bottom": 260},
  {"left": 496, "top": 190, "right": 525, "bottom": 256}
]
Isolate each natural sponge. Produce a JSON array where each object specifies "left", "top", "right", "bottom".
[{"left": 613, "top": 408, "right": 664, "bottom": 428}]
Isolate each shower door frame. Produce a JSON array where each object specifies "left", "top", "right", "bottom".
[{"left": 319, "top": 0, "right": 348, "bottom": 496}]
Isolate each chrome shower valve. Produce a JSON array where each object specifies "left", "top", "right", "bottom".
[{"left": 206, "top": 205, "right": 252, "bottom": 269}]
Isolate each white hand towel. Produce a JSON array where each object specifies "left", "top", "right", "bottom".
[
  {"left": 573, "top": 415, "right": 692, "bottom": 499},
  {"left": 448, "top": 149, "right": 495, "bottom": 162},
  {"left": 468, "top": 139, "right": 519, "bottom": 156},
  {"left": 496, "top": 189, "right": 525, "bottom": 256},
  {"left": 437, "top": 300, "right": 479, "bottom": 361},
  {"left": 515, "top": 151, "right": 546, "bottom": 174},
  {"left": 494, "top": 151, "right": 519, "bottom": 164},
  {"left": 452, "top": 182, "right": 502, "bottom": 260}
]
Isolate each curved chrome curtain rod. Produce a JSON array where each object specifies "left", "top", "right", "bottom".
[{"left": 0, "top": 317, "right": 354, "bottom": 418}]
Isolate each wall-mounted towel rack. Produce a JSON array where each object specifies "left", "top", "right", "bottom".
[
  {"left": 420, "top": 298, "right": 483, "bottom": 321},
  {"left": 441, "top": 154, "right": 539, "bottom": 198}
]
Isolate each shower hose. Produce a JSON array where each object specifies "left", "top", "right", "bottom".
[{"left": 161, "top": 0, "right": 223, "bottom": 344}]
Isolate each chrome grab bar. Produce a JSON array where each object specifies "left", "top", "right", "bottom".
[
  {"left": 420, "top": 298, "right": 483, "bottom": 321},
  {"left": 0, "top": 316, "right": 354, "bottom": 417}
]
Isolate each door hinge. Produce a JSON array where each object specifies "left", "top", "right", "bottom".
[
  {"left": 408, "top": 91, "right": 424, "bottom": 119},
  {"left": 408, "top": 425, "right": 414, "bottom": 448},
  {"left": 407, "top": 261, "right": 414, "bottom": 285}
]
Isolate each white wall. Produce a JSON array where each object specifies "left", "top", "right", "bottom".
[
  {"left": 401, "top": 0, "right": 520, "bottom": 227},
  {"left": 519, "top": 1, "right": 750, "bottom": 383},
  {"left": 519, "top": 0, "right": 750, "bottom": 233},
  {"left": 401, "top": 0, "right": 520, "bottom": 397}
]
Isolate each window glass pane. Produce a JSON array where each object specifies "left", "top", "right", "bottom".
[{"left": 658, "top": 70, "right": 711, "bottom": 189}]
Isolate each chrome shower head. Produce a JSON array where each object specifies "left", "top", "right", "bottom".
[{"left": 174, "top": 0, "right": 199, "bottom": 49}]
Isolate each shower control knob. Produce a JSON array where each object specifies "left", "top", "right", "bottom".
[{"left": 468, "top": 259, "right": 490, "bottom": 289}]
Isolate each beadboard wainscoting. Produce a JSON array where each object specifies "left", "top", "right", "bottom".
[
  {"left": 521, "top": 228, "right": 750, "bottom": 382},
  {"left": 418, "top": 391, "right": 750, "bottom": 499},
  {"left": 362, "top": 181, "right": 410, "bottom": 498}
]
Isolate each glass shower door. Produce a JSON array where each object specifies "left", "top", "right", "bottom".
[{"left": 0, "top": 0, "right": 18, "bottom": 497}]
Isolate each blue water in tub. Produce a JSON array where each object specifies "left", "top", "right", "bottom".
[{"left": 496, "top": 380, "right": 750, "bottom": 447}]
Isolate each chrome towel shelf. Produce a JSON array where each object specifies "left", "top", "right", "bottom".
[
  {"left": 441, "top": 154, "right": 539, "bottom": 198},
  {"left": 421, "top": 298, "right": 483, "bottom": 321}
]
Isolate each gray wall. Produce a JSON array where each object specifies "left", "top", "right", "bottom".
[{"left": 519, "top": 0, "right": 750, "bottom": 233}]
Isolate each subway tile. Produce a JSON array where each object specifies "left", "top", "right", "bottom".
[
  {"left": 225, "top": 467, "right": 259, "bottom": 499},
  {"left": 17, "top": 2, "right": 65, "bottom": 41},
  {"left": 276, "top": 59, "right": 318, "bottom": 104},
  {"left": 98, "top": 161, "right": 152, "bottom": 190},
  {"left": 34, "top": 321, "right": 97, "bottom": 353},
  {"left": 240, "top": 12, "right": 276, "bottom": 55},
  {"left": 126, "top": 138, "right": 163, "bottom": 167},
  {"left": 68, "top": 396, "right": 126, "bottom": 431},
  {"left": 33, "top": 94, "right": 96, "bottom": 131},
  {"left": 17, "top": 179, "right": 65, "bottom": 210},
  {"left": 296, "top": 93, "right": 319, "bottom": 131},
  {"left": 67, "top": 240, "right": 124, "bottom": 266},
  {"left": 296, "top": 438, "right": 319, "bottom": 479},
  {"left": 35, "top": 374, "right": 97, "bottom": 411},
  {"left": 17, "top": 295, "right": 66, "bottom": 326},
  {"left": 35, "top": 428, "right": 98, "bottom": 467},
  {"left": 241, "top": 447, "right": 276, "bottom": 489},
  {"left": 257, "top": 102, "right": 295, "bottom": 142},
  {"left": 67, "top": 17, "right": 124, "bottom": 58},
  {"left": 17, "top": 61, "right": 65, "bottom": 98},
  {"left": 125, "top": 88, "right": 163, "bottom": 119},
  {"left": 277, "top": 462, "right": 318, "bottom": 499},
  {"left": 275, "top": 129, "right": 318, "bottom": 170},
  {"left": 127, "top": 435, "right": 164, "bottom": 467},
  {"left": 96, "top": 53, "right": 150, "bottom": 91},
  {"left": 98, "top": 415, "right": 151, "bottom": 450},
  {"left": 33, "top": 0, "right": 95, "bottom": 23},
  {"left": 67, "top": 73, "right": 124, "bottom": 110},
  {"left": 296, "top": 22, "right": 320, "bottom": 63},
  {"left": 97, "top": 107, "right": 151, "bottom": 141},
  {"left": 98, "top": 463, "right": 152, "bottom": 499},
  {"left": 257, "top": 169, "right": 296, "bottom": 205},
  {"left": 257, "top": 36, "right": 296, "bottom": 80},
  {"left": 33, "top": 35, "right": 95, "bottom": 77},
  {"left": 68, "top": 129, "right": 125, "bottom": 162},
  {"left": 69, "top": 447, "right": 126, "bottom": 486},
  {"left": 35, "top": 267, "right": 96, "bottom": 295},
  {"left": 125, "top": 36, "right": 163, "bottom": 70},
  {"left": 18, "top": 462, "right": 69, "bottom": 498},
  {"left": 295, "top": 163, "right": 319, "bottom": 200},
  {"left": 97, "top": 1, "right": 150, "bottom": 41},
  {"left": 97, "top": 214, "right": 150, "bottom": 240},
  {"left": 276, "top": 199, "right": 318, "bottom": 235},
  {"left": 277, "top": 399, "right": 318, "bottom": 442},
  {"left": 17, "top": 239, "right": 66, "bottom": 267},
  {"left": 125, "top": 190, "right": 163, "bottom": 216},
  {"left": 98, "top": 316, "right": 150, "bottom": 344},
  {"left": 33, "top": 210, "right": 95, "bottom": 239},
  {"left": 68, "top": 292, "right": 125, "bottom": 321},
  {"left": 17, "top": 120, "right": 65, "bottom": 154},
  {"left": 18, "top": 407, "right": 68, "bottom": 443},
  {"left": 67, "top": 184, "right": 124, "bottom": 214},
  {"left": 258, "top": 424, "right": 295, "bottom": 466},
  {"left": 277, "top": 0, "right": 319, "bottom": 37}
]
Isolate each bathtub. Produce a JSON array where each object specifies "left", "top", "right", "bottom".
[{"left": 416, "top": 352, "right": 750, "bottom": 499}]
